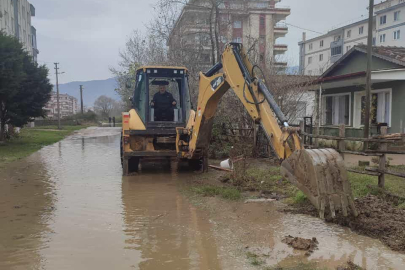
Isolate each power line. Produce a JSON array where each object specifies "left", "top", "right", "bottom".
[{"left": 285, "top": 23, "right": 324, "bottom": 35}]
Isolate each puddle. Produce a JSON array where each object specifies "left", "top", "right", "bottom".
[{"left": 0, "top": 127, "right": 404, "bottom": 269}]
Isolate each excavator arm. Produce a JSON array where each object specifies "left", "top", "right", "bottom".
[{"left": 177, "top": 43, "right": 358, "bottom": 219}]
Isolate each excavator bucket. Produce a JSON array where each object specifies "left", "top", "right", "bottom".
[{"left": 281, "top": 149, "right": 358, "bottom": 219}]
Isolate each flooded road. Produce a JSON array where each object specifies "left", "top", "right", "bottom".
[{"left": 1, "top": 127, "right": 405, "bottom": 269}]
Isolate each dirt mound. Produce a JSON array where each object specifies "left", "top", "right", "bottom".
[
  {"left": 282, "top": 235, "right": 318, "bottom": 256},
  {"left": 330, "top": 195, "right": 405, "bottom": 252},
  {"left": 284, "top": 195, "right": 405, "bottom": 252}
]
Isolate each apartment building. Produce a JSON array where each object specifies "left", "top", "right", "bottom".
[
  {"left": 0, "top": 0, "right": 39, "bottom": 61},
  {"left": 299, "top": 0, "right": 405, "bottom": 76},
  {"left": 168, "top": 0, "right": 290, "bottom": 70},
  {"left": 44, "top": 93, "right": 79, "bottom": 119}
]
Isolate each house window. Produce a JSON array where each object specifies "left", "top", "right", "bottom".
[
  {"left": 373, "top": 37, "right": 376, "bottom": 45},
  {"left": 308, "top": 56, "right": 312, "bottom": 64},
  {"left": 347, "top": 30, "right": 351, "bottom": 38},
  {"left": 320, "top": 40, "right": 324, "bottom": 47},
  {"left": 334, "top": 35, "right": 341, "bottom": 41},
  {"left": 346, "top": 45, "right": 351, "bottom": 52},
  {"left": 380, "top": 34, "right": 386, "bottom": 43},
  {"left": 220, "top": 36, "right": 227, "bottom": 43},
  {"left": 394, "top": 30, "right": 401, "bottom": 40},
  {"left": 309, "top": 43, "right": 313, "bottom": 50},
  {"left": 380, "top": 15, "right": 387, "bottom": 25},
  {"left": 359, "top": 26, "right": 364, "bottom": 35},
  {"left": 394, "top": 11, "right": 401, "bottom": 21},
  {"left": 323, "top": 94, "right": 350, "bottom": 125},
  {"left": 360, "top": 91, "right": 391, "bottom": 126},
  {"left": 233, "top": 20, "right": 242, "bottom": 29},
  {"left": 331, "top": 46, "right": 342, "bottom": 56},
  {"left": 319, "top": 54, "right": 323, "bottom": 61}
]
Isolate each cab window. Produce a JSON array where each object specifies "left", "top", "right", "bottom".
[{"left": 133, "top": 71, "right": 147, "bottom": 123}]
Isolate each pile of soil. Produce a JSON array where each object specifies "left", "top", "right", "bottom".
[
  {"left": 282, "top": 235, "right": 318, "bottom": 256},
  {"left": 284, "top": 195, "right": 405, "bottom": 252}
]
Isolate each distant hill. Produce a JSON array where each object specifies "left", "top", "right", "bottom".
[{"left": 54, "top": 78, "right": 121, "bottom": 106}]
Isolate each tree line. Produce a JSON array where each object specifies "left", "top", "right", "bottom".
[{"left": 0, "top": 31, "right": 53, "bottom": 141}]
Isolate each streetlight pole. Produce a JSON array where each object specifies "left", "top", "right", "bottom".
[
  {"left": 364, "top": 0, "right": 374, "bottom": 150},
  {"left": 54, "top": 63, "right": 61, "bottom": 130}
]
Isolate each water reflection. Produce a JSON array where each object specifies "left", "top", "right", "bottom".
[
  {"left": 122, "top": 162, "right": 222, "bottom": 270},
  {"left": 0, "top": 151, "right": 55, "bottom": 269}
]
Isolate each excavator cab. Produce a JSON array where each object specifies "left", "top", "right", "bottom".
[
  {"left": 121, "top": 67, "right": 192, "bottom": 173},
  {"left": 132, "top": 67, "right": 192, "bottom": 126}
]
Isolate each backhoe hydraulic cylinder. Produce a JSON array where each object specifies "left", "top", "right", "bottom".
[{"left": 258, "top": 81, "right": 289, "bottom": 127}]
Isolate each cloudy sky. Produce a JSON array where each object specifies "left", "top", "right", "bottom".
[{"left": 31, "top": 0, "right": 370, "bottom": 84}]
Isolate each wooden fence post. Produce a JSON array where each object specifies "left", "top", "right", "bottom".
[
  {"left": 314, "top": 126, "right": 319, "bottom": 148},
  {"left": 339, "top": 125, "right": 346, "bottom": 158},
  {"left": 379, "top": 126, "right": 388, "bottom": 188}
]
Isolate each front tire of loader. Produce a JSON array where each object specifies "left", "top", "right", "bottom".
[{"left": 188, "top": 158, "right": 203, "bottom": 171}]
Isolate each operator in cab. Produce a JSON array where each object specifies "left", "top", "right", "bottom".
[{"left": 151, "top": 84, "right": 177, "bottom": 121}]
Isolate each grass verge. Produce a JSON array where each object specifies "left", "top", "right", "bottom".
[{"left": 0, "top": 125, "right": 88, "bottom": 168}]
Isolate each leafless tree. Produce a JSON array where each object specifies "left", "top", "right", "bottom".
[{"left": 94, "top": 95, "right": 117, "bottom": 118}]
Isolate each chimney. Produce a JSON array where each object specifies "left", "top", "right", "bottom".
[{"left": 302, "top": 32, "right": 306, "bottom": 42}]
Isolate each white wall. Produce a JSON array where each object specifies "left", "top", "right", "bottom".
[{"left": 0, "top": 0, "right": 34, "bottom": 55}]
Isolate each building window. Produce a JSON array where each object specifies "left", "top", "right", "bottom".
[
  {"left": 308, "top": 57, "right": 312, "bottom": 64},
  {"left": 323, "top": 94, "right": 350, "bottom": 126},
  {"left": 359, "top": 26, "right": 364, "bottom": 35},
  {"left": 380, "top": 34, "right": 386, "bottom": 43},
  {"left": 233, "top": 20, "right": 242, "bottom": 29},
  {"left": 260, "top": 16, "right": 265, "bottom": 26},
  {"left": 331, "top": 46, "right": 342, "bottom": 56},
  {"left": 334, "top": 35, "right": 341, "bottom": 41},
  {"left": 220, "top": 36, "right": 227, "bottom": 43},
  {"left": 394, "top": 30, "right": 401, "bottom": 40},
  {"left": 309, "top": 43, "right": 313, "bottom": 50},
  {"left": 319, "top": 54, "right": 323, "bottom": 61},
  {"left": 347, "top": 30, "right": 351, "bottom": 38},
  {"left": 394, "top": 11, "right": 401, "bottom": 21},
  {"left": 233, "top": 37, "right": 242, "bottom": 43},
  {"left": 380, "top": 15, "right": 387, "bottom": 25},
  {"left": 320, "top": 40, "right": 324, "bottom": 47},
  {"left": 373, "top": 37, "right": 376, "bottom": 45},
  {"left": 346, "top": 45, "right": 351, "bottom": 52}
]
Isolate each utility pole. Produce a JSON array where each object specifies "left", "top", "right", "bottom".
[
  {"left": 80, "top": 85, "right": 84, "bottom": 114},
  {"left": 364, "top": 0, "right": 374, "bottom": 150},
  {"left": 54, "top": 63, "right": 61, "bottom": 130}
]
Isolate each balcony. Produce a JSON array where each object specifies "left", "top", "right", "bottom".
[
  {"left": 273, "top": 44, "right": 288, "bottom": 55},
  {"left": 273, "top": 61, "right": 288, "bottom": 71},
  {"left": 274, "top": 23, "right": 288, "bottom": 38}
]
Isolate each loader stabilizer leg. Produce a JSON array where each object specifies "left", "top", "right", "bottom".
[{"left": 281, "top": 148, "right": 359, "bottom": 219}]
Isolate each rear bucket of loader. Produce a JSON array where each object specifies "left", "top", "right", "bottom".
[{"left": 281, "top": 149, "right": 358, "bottom": 219}]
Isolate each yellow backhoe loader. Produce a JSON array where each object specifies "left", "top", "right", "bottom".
[{"left": 121, "top": 43, "right": 358, "bottom": 219}]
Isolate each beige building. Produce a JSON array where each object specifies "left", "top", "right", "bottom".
[
  {"left": 44, "top": 93, "right": 79, "bottom": 119},
  {"left": 299, "top": 0, "right": 405, "bottom": 76},
  {"left": 0, "top": 0, "right": 39, "bottom": 61},
  {"left": 168, "top": 0, "right": 290, "bottom": 70}
]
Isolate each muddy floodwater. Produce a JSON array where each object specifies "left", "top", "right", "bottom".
[{"left": 0, "top": 127, "right": 404, "bottom": 270}]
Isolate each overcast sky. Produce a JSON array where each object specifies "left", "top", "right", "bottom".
[{"left": 31, "top": 0, "right": 371, "bottom": 84}]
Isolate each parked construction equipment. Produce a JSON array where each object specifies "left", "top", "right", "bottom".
[{"left": 121, "top": 43, "right": 358, "bottom": 219}]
